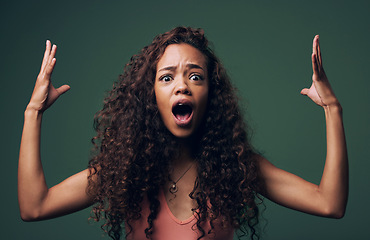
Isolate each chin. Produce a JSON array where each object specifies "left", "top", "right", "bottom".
[{"left": 170, "top": 129, "right": 194, "bottom": 139}]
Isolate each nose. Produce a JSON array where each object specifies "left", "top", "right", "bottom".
[{"left": 174, "top": 77, "right": 191, "bottom": 95}]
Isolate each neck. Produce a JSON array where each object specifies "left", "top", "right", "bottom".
[
  {"left": 167, "top": 137, "right": 198, "bottom": 195},
  {"left": 172, "top": 137, "right": 197, "bottom": 169}
]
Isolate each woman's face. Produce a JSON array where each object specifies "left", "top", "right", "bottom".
[{"left": 154, "top": 43, "right": 209, "bottom": 138}]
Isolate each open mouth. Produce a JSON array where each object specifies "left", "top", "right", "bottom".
[{"left": 172, "top": 100, "right": 193, "bottom": 125}]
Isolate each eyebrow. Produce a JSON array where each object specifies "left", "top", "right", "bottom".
[{"left": 157, "top": 63, "right": 204, "bottom": 72}]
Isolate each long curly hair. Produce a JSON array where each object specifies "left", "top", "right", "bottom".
[{"left": 87, "top": 26, "right": 263, "bottom": 240}]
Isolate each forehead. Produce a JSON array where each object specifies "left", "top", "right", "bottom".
[{"left": 157, "top": 44, "right": 207, "bottom": 70}]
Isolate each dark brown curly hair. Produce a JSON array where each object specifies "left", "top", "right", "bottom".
[{"left": 87, "top": 26, "right": 264, "bottom": 240}]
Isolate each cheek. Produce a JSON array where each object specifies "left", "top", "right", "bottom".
[
  {"left": 154, "top": 84, "right": 162, "bottom": 106},
  {"left": 201, "top": 84, "right": 209, "bottom": 106},
  {"left": 198, "top": 90, "right": 209, "bottom": 115},
  {"left": 154, "top": 87, "right": 169, "bottom": 118}
]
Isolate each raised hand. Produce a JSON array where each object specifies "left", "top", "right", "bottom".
[
  {"left": 27, "top": 40, "right": 70, "bottom": 112},
  {"left": 300, "top": 35, "right": 339, "bottom": 107}
]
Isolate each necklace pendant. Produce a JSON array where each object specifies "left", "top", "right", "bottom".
[
  {"left": 169, "top": 162, "right": 193, "bottom": 194},
  {"left": 169, "top": 183, "right": 178, "bottom": 194}
]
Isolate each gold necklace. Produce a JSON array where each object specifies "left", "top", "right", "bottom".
[{"left": 169, "top": 163, "right": 194, "bottom": 194}]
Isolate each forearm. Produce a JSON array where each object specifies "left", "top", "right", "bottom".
[
  {"left": 318, "top": 103, "right": 348, "bottom": 218},
  {"left": 18, "top": 108, "right": 48, "bottom": 220}
]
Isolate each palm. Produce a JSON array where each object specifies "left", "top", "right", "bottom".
[
  {"left": 303, "top": 82, "right": 323, "bottom": 106},
  {"left": 28, "top": 41, "right": 70, "bottom": 112},
  {"left": 301, "top": 35, "right": 338, "bottom": 107},
  {"left": 45, "top": 83, "right": 65, "bottom": 109}
]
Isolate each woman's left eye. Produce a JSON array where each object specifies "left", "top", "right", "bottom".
[{"left": 190, "top": 74, "right": 203, "bottom": 81}]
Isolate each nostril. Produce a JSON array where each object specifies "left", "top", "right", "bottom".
[{"left": 176, "top": 88, "right": 191, "bottom": 95}]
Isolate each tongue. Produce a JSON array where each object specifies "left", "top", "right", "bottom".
[{"left": 175, "top": 112, "right": 191, "bottom": 121}]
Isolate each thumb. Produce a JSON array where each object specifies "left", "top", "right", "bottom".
[
  {"left": 56, "top": 85, "right": 71, "bottom": 95},
  {"left": 300, "top": 88, "right": 309, "bottom": 95}
]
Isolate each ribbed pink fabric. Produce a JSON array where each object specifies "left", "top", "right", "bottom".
[{"left": 126, "top": 189, "right": 234, "bottom": 240}]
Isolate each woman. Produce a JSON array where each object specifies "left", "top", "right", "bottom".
[{"left": 18, "top": 27, "right": 348, "bottom": 240}]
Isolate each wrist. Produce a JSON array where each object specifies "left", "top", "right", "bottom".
[
  {"left": 24, "top": 106, "right": 43, "bottom": 119},
  {"left": 323, "top": 102, "right": 342, "bottom": 115}
]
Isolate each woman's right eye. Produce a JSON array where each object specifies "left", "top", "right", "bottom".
[{"left": 160, "top": 75, "right": 172, "bottom": 82}]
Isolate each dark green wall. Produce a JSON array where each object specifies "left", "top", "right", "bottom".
[{"left": 1, "top": 0, "right": 369, "bottom": 239}]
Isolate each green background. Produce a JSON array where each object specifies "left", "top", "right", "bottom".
[{"left": 1, "top": 0, "right": 369, "bottom": 239}]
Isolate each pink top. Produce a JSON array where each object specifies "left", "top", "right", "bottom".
[{"left": 126, "top": 190, "right": 234, "bottom": 240}]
